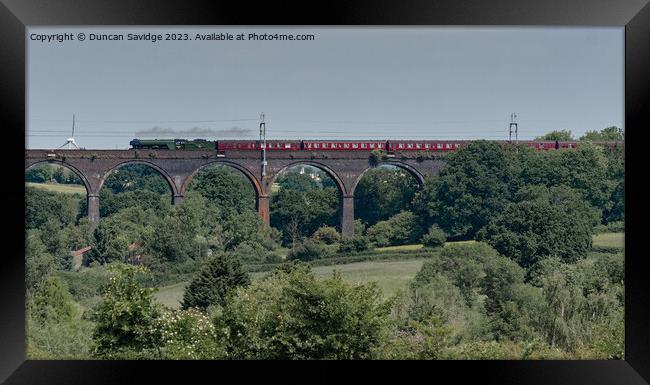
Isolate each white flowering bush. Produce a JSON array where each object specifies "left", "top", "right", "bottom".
[{"left": 155, "top": 307, "right": 226, "bottom": 359}]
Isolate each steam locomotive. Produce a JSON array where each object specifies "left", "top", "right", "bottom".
[{"left": 129, "top": 138, "right": 623, "bottom": 152}]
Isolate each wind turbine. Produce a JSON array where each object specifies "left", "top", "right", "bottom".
[{"left": 58, "top": 114, "right": 80, "bottom": 149}]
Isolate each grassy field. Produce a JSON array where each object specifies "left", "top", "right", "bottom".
[
  {"left": 26, "top": 182, "right": 86, "bottom": 195},
  {"left": 375, "top": 240, "right": 476, "bottom": 252},
  {"left": 154, "top": 281, "right": 189, "bottom": 308},
  {"left": 309, "top": 258, "right": 425, "bottom": 296},
  {"left": 144, "top": 233, "right": 626, "bottom": 309},
  {"left": 154, "top": 257, "right": 428, "bottom": 309},
  {"left": 592, "top": 232, "right": 624, "bottom": 248}
]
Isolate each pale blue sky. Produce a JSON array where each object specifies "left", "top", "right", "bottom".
[{"left": 27, "top": 26, "right": 623, "bottom": 149}]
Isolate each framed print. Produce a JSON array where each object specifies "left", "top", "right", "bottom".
[{"left": 1, "top": 0, "right": 649, "bottom": 383}]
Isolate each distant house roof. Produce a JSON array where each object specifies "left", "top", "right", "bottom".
[{"left": 70, "top": 246, "right": 92, "bottom": 257}]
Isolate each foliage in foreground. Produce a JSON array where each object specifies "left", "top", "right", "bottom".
[
  {"left": 181, "top": 252, "right": 250, "bottom": 310},
  {"left": 217, "top": 264, "right": 390, "bottom": 359}
]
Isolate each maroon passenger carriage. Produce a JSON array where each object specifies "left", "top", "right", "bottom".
[
  {"left": 303, "top": 140, "right": 387, "bottom": 151},
  {"left": 205, "top": 139, "right": 624, "bottom": 152}
]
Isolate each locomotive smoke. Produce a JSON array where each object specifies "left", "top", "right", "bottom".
[{"left": 135, "top": 126, "right": 253, "bottom": 138}]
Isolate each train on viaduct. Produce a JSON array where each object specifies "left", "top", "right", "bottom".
[{"left": 25, "top": 139, "right": 623, "bottom": 237}]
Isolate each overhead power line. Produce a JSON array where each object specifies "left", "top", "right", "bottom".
[{"left": 30, "top": 118, "right": 259, "bottom": 124}]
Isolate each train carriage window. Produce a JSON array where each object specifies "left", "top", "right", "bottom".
[
  {"left": 446, "top": 143, "right": 451, "bottom": 149},
  {"left": 398, "top": 143, "right": 404, "bottom": 149},
  {"left": 369, "top": 143, "right": 375, "bottom": 149},
  {"left": 285, "top": 143, "right": 291, "bottom": 149},
  {"left": 415, "top": 143, "right": 421, "bottom": 149},
  {"left": 352, "top": 143, "right": 359, "bottom": 149},
  {"left": 425, "top": 144, "right": 430, "bottom": 149},
  {"left": 407, "top": 144, "right": 414, "bottom": 149},
  {"left": 343, "top": 143, "right": 350, "bottom": 149},
  {"left": 361, "top": 143, "right": 367, "bottom": 149}
]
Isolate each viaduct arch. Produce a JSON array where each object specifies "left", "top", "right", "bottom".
[{"left": 25, "top": 149, "right": 446, "bottom": 237}]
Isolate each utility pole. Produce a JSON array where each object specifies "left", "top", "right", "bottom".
[
  {"left": 509, "top": 113, "right": 518, "bottom": 144},
  {"left": 260, "top": 112, "right": 267, "bottom": 178}
]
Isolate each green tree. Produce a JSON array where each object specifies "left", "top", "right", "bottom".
[
  {"left": 218, "top": 265, "right": 389, "bottom": 359},
  {"left": 25, "top": 230, "right": 55, "bottom": 297},
  {"left": 26, "top": 276, "right": 94, "bottom": 360},
  {"left": 188, "top": 165, "right": 256, "bottom": 219},
  {"left": 366, "top": 211, "right": 424, "bottom": 247},
  {"left": 103, "top": 164, "right": 170, "bottom": 195},
  {"left": 52, "top": 167, "right": 66, "bottom": 183},
  {"left": 223, "top": 211, "right": 268, "bottom": 250},
  {"left": 602, "top": 144, "right": 624, "bottom": 223},
  {"left": 25, "top": 166, "right": 51, "bottom": 183},
  {"left": 181, "top": 252, "right": 250, "bottom": 310},
  {"left": 354, "top": 167, "right": 420, "bottom": 227},
  {"left": 100, "top": 189, "right": 170, "bottom": 218},
  {"left": 478, "top": 197, "right": 592, "bottom": 268},
  {"left": 25, "top": 187, "right": 84, "bottom": 230},
  {"left": 534, "top": 130, "right": 574, "bottom": 141},
  {"left": 533, "top": 142, "right": 610, "bottom": 214},
  {"left": 92, "top": 264, "right": 162, "bottom": 358},
  {"left": 276, "top": 170, "right": 320, "bottom": 192},
  {"left": 413, "top": 141, "right": 518, "bottom": 239},
  {"left": 271, "top": 187, "right": 340, "bottom": 245},
  {"left": 90, "top": 208, "right": 152, "bottom": 264},
  {"left": 580, "top": 126, "right": 624, "bottom": 141},
  {"left": 30, "top": 276, "right": 76, "bottom": 324}
]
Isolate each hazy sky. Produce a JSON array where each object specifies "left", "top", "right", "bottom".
[{"left": 27, "top": 26, "right": 623, "bottom": 149}]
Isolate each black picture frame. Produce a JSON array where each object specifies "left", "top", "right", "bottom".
[{"left": 1, "top": 0, "right": 649, "bottom": 383}]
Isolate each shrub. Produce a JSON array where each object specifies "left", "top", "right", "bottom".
[
  {"left": 366, "top": 211, "right": 423, "bottom": 247},
  {"left": 354, "top": 219, "right": 366, "bottom": 236},
  {"left": 311, "top": 225, "right": 341, "bottom": 244},
  {"left": 231, "top": 241, "right": 270, "bottom": 264},
  {"left": 181, "top": 252, "right": 251, "bottom": 310},
  {"left": 379, "top": 317, "right": 452, "bottom": 360},
  {"left": 217, "top": 265, "right": 390, "bottom": 359},
  {"left": 421, "top": 225, "right": 447, "bottom": 248},
  {"left": 366, "top": 221, "right": 392, "bottom": 247},
  {"left": 606, "top": 221, "right": 624, "bottom": 233},
  {"left": 57, "top": 265, "right": 110, "bottom": 301},
  {"left": 92, "top": 264, "right": 162, "bottom": 358},
  {"left": 155, "top": 308, "right": 226, "bottom": 359},
  {"left": 30, "top": 276, "right": 76, "bottom": 324},
  {"left": 369, "top": 149, "right": 387, "bottom": 165},
  {"left": 338, "top": 236, "right": 370, "bottom": 253},
  {"left": 288, "top": 239, "right": 326, "bottom": 261}
]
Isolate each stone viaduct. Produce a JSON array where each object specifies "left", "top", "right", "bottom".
[{"left": 25, "top": 148, "right": 446, "bottom": 237}]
